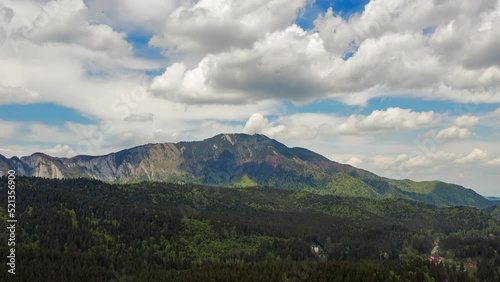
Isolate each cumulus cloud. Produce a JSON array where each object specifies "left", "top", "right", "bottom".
[
  {"left": 243, "top": 113, "right": 330, "bottom": 140},
  {"left": 124, "top": 113, "right": 155, "bottom": 122},
  {"left": 43, "top": 144, "right": 76, "bottom": 158},
  {"left": 0, "top": 3, "right": 14, "bottom": 25},
  {"left": 454, "top": 115, "right": 480, "bottom": 128},
  {"left": 420, "top": 115, "right": 481, "bottom": 142},
  {"left": 150, "top": 0, "right": 310, "bottom": 55},
  {"left": 0, "top": 121, "right": 17, "bottom": 142},
  {"left": 454, "top": 148, "right": 489, "bottom": 163},
  {"left": 147, "top": 0, "right": 500, "bottom": 106},
  {"left": 372, "top": 150, "right": 468, "bottom": 172},
  {"left": 487, "top": 158, "right": 500, "bottom": 165},
  {"left": 243, "top": 108, "right": 440, "bottom": 139},
  {"left": 332, "top": 108, "right": 438, "bottom": 135},
  {"left": 243, "top": 113, "right": 269, "bottom": 135},
  {"left": 150, "top": 25, "right": 335, "bottom": 104},
  {"left": 329, "top": 155, "right": 364, "bottom": 167},
  {"left": 0, "top": 85, "right": 40, "bottom": 104},
  {"left": 85, "top": 0, "right": 193, "bottom": 33},
  {"left": 433, "top": 126, "right": 475, "bottom": 142},
  {"left": 0, "top": 0, "right": 162, "bottom": 121},
  {"left": 4, "top": 0, "right": 133, "bottom": 57}
]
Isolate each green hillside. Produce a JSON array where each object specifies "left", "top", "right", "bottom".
[
  {"left": 0, "top": 134, "right": 494, "bottom": 209},
  {"left": 1, "top": 177, "right": 499, "bottom": 281}
]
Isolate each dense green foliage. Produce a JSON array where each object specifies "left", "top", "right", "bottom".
[
  {"left": 486, "top": 205, "right": 500, "bottom": 221},
  {"left": 0, "top": 177, "right": 499, "bottom": 281}
]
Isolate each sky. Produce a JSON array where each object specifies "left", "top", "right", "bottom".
[{"left": 0, "top": 0, "right": 499, "bottom": 196}]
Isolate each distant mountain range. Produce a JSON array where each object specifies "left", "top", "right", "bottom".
[
  {"left": 487, "top": 197, "right": 500, "bottom": 205},
  {"left": 0, "top": 133, "right": 494, "bottom": 209}
]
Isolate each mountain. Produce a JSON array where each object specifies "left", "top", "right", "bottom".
[
  {"left": 487, "top": 197, "right": 500, "bottom": 205},
  {"left": 0, "top": 133, "right": 493, "bottom": 208}
]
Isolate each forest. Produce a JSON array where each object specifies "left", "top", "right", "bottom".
[{"left": 0, "top": 177, "right": 499, "bottom": 281}]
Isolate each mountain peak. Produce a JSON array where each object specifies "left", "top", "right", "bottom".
[
  {"left": 207, "top": 133, "right": 271, "bottom": 143},
  {"left": 0, "top": 134, "right": 493, "bottom": 208}
]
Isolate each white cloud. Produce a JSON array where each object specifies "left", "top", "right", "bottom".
[
  {"left": 373, "top": 155, "right": 400, "bottom": 170},
  {"left": 454, "top": 115, "right": 480, "bottom": 128},
  {"left": 150, "top": 0, "right": 310, "bottom": 55},
  {"left": 487, "top": 158, "right": 500, "bottom": 165},
  {"left": 0, "top": 121, "right": 17, "bottom": 142},
  {"left": 43, "top": 144, "right": 76, "bottom": 158},
  {"left": 420, "top": 115, "right": 480, "bottom": 143},
  {"left": 146, "top": 0, "right": 500, "bottom": 106},
  {"left": 493, "top": 108, "right": 500, "bottom": 119},
  {"left": 314, "top": 0, "right": 497, "bottom": 53},
  {"left": 243, "top": 113, "right": 269, "bottom": 135},
  {"left": 373, "top": 153, "right": 434, "bottom": 171},
  {"left": 243, "top": 112, "right": 333, "bottom": 140},
  {"left": 150, "top": 25, "right": 335, "bottom": 104},
  {"left": 434, "top": 126, "right": 475, "bottom": 142},
  {"left": 0, "top": 85, "right": 40, "bottom": 104},
  {"left": 454, "top": 148, "right": 489, "bottom": 163},
  {"left": 243, "top": 108, "right": 441, "bottom": 140},
  {"left": 329, "top": 155, "right": 364, "bottom": 167},
  {"left": 3, "top": 0, "right": 133, "bottom": 57},
  {"left": 124, "top": 113, "right": 155, "bottom": 122},
  {"left": 85, "top": 0, "right": 193, "bottom": 33},
  {"left": 426, "top": 151, "right": 460, "bottom": 161},
  {"left": 333, "top": 108, "right": 438, "bottom": 135}
]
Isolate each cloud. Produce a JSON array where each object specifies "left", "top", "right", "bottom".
[
  {"left": 494, "top": 108, "right": 500, "bottom": 118},
  {"left": 149, "top": 0, "right": 310, "bottom": 55},
  {"left": 3, "top": 0, "right": 133, "bottom": 57},
  {"left": 243, "top": 108, "right": 440, "bottom": 139},
  {"left": 454, "top": 148, "right": 489, "bottom": 163},
  {"left": 434, "top": 126, "right": 475, "bottom": 142},
  {"left": 243, "top": 112, "right": 330, "bottom": 140},
  {"left": 487, "top": 158, "right": 500, "bottom": 165},
  {"left": 0, "top": 85, "right": 40, "bottom": 104},
  {"left": 243, "top": 113, "right": 269, "bottom": 135},
  {"left": 85, "top": 0, "right": 193, "bottom": 33},
  {"left": 373, "top": 155, "right": 401, "bottom": 170},
  {"left": 0, "top": 0, "right": 162, "bottom": 122},
  {"left": 372, "top": 150, "right": 468, "bottom": 173},
  {"left": 332, "top": 108, "right": 438, "bottom": 135},
  {"left": 124, "top": 113, "right": 155, "bottom": 122},
  {"left": 453, "top": 115, "right": 480, "bottom": 128},
  {"left": 42, "top": 144, "right": 76, "bottom": 157},
  {"left": 0, "top": 3, "right": 14, "bottom": 25},
  {"left": 0, "top": 120, "right": 17, "bottom": 142},
  {"left": 329, "top": 155, "right": 364, "bottom": 167},
  {"left": 146, "top": 0, "right": 500, "bottom": 106},
  {"left": 150, "top": 25, "right": 334, "bottom": 104},
  {"left": 420, "top": 115, "right": 480, "bottom": 142}
]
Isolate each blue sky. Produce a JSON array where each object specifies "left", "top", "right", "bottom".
[
  {"left": 0, "top": 0, "right": 499, "bottom": 196},
  {"left": 0, "top": 103, "right": 92, "bottom": 125},
  {"left": 296, "top": 0, "right": 369, "bottom": 29}
]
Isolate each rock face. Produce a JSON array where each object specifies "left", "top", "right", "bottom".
[{"left": 0, "top": 133, "right": 494, "bottom": 208}]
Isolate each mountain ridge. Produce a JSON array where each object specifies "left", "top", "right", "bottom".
[{"left": 0, "top": 133, "right": 493, "bottom": 208}]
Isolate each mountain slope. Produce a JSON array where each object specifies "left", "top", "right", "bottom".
[
  {"left": 0, "top": 133, "right": 493, "bottom": 208},
  {"left": 2, "top": 177, "right": 498, "bottom": 281},
  {"left": 487, "top": 197, "right": 500, "bottom": 205}
]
